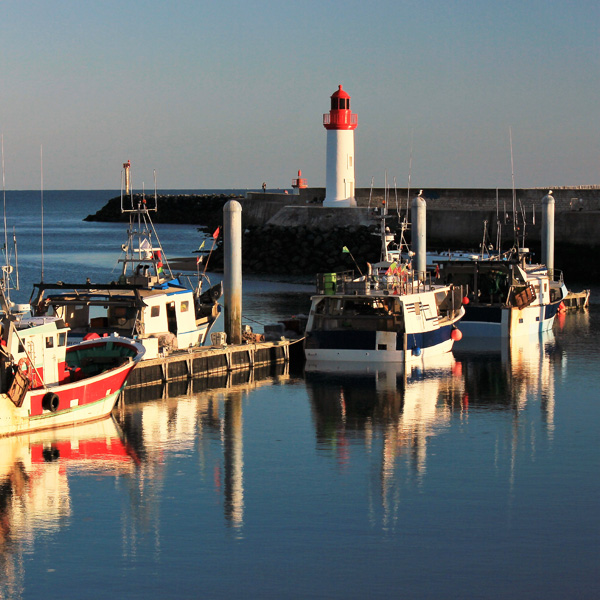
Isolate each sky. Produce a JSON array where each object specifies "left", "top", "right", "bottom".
[{"left": 0, "top": 0, "right": 598, "bottom": 190}]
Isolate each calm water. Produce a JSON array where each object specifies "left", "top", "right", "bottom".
[{"left": 0, "top": 191, "right": 598, "bottom": 599}]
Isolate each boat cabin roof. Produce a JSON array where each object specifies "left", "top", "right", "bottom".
[{"left": 33, "top": 279, "right": 191, "bottom": 309}]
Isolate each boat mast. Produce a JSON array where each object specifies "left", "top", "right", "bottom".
[
  {"left": 40, "top": 144, "right": 44, "bottom": 282},
  {"left": 509, "top": 127, "right": 518, "bottom": 252},
  {"left": 0, "top": 137, "right": 20, "bottom": 302},
  {"left": 1, "top": 135, "right": 8, "bottom": 295},
  {"left": 118, "top": 161, "right": 172, "bottom": 282}
]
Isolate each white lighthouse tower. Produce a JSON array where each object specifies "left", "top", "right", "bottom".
[{"left": 323, "top": 84, "right": 357, "bottom": 208}]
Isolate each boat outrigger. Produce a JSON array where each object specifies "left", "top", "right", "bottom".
[{"left": 30, "top": 161, "right": 222, "bottom": 360}]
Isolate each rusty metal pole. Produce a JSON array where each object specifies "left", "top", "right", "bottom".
[{"left": 224, "top": 200, "right": 242, "bottom": 345}]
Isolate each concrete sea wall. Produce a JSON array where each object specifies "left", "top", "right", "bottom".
[{"left": 87, "top": 187, "right": 600, "bottom": 281}]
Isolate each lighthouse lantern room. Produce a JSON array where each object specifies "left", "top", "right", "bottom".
[{"left": 323, "top": 85, "right": 358, "bottom": 208}]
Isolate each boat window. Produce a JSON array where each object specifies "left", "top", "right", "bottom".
[
  {"left": 18, "top": 342, "right": 24, "bottom": 353},
  {"left": 58, "top": 333, "right": 66, "bottom": 347},
  {"left": 46, "top": 336, "right": 54, "bottom": 348},
  {"left": 180, "top": 301, "right": 189, "bottom": 313},
  {"left": 151, "top": 306, "right": 160, "bottom": 318}
]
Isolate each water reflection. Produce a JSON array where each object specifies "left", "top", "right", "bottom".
[
  {"left": 453, "top": 330, "right": 560, "bottom": 434},
  {"left": 0, "top": 363, "right": 290, "bottom": 594},
  {"left": 305, "top": 330, "right": 561, "bottom": 525},
  {"left": 306, "top": 354, "right": 461, "bottom": 472},
  {"left": 116, "top": 364, "right": 290, "bottom": 541},
  {"left": 0, "top": 417, "right": 136, "bottom": 598}
]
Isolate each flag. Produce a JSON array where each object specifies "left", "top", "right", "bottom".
[
  {"left": 212, "top": 226, "right": 220, "bottom": 240},
  {"left": 198, "top": 240, "right": 205, "bottom": 251},
  {"left": 197, "top": 255, "right": 203, "bottom": 265},
  {"left": 385, "top": 261, "right": 398, "bottom": 276},
  {"left": 342, "top": 246, "right": 350, "bottom": 253}
]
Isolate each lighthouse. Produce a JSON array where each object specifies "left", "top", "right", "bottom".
[{"left": 323, "top": 85, "right": 357, "bottom": 208}]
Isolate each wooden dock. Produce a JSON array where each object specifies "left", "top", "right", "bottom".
[
  {"left": 564, "top": 289, "right": 591, "bottom": 309},
  {"left": 125, "top": 337, "right": 305, "bottom": 388}
]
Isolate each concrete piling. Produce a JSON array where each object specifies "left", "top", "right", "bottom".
[
  {"left": 412, "top": 191, "right": 427, "bottom": 280},
  {"left": 542, "top": 190, "right": 555, "bottom": 277},
  {"left": 224, "top": 200, "right": 243, "bottom": 345}
]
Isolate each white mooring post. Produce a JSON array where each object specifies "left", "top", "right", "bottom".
[
  {"left": 412, "top": 191, "right": 427, "bottom": 281},
  {"left": 541, "top": 190, "right": 555, "bottom": 278},
  {"left": 224, "top": 200, "right": 242, "bottom": 345}
]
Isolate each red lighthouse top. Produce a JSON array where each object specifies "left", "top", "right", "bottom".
[{"left": 323, "top": 84, "right": 357, "bottom": 131}]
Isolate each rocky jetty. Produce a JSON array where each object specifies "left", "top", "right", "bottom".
[
  {"left": 207, "top": 224, "right": 382, "bottom": 275},
  {"left": 84, "top": 193, "right": 239, "bottom": 231}
]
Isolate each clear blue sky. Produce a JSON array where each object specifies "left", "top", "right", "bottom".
[{"left": 1, "top": 0, "right": 598, "bottom": 190}]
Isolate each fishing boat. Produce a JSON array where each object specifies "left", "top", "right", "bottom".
[
  {"left": 304, "top": 205, "right": 465, "bottom": 364},
  {"left": 30, "top": 161, "right": 222, "bottom": 360},
  {"left": 436, "top": 187, "right": 568, "bottom": 337},
  {"left": 437, "top": 249, "right": 567, "bottom": 337},
  {"left": 0, "top": 299, "right": 145, "bottom": 437}
]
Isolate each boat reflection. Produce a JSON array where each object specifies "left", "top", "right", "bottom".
[
  {"left": 0, "top": 363, "right": 291, "bottom": 591},
  {"left": 306, "top": 354, "right": 462, "bottom": 472},
  {"left": 0, "top": 416, "right": 136, "bottom": 597},
  {"left": 306, "top": 330, "right": 561, "bottom": 525},
  {"left": 452, "top": 329, "right": 560, "bottom": 433}
]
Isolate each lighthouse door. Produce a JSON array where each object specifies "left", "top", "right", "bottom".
[{"left": 345, "top": 180, "right": 354, "bottom": 199}]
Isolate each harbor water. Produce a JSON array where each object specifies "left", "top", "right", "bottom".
[{"left": 0, "top": 191, "right": 598, "bottom": 599}]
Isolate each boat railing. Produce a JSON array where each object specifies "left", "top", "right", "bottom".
[
  {"left": 551, "top": 268, "right": 564, "bottom": 284},
  {"left": 315, "top": 270, "right": 437, "bottom": 296}
]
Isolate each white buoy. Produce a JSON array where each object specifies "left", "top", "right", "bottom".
[
  {"left": 412, "top": 191, "right": 427, "bottom": 280},
  {"left": 542, "top": 190, "right": 555, "bottom": 276},
  {"left": 224, "top": 200, "right": 242, "bottom": 345},
  {"left": 323, "top": 85, "right": 357, "bottom": 208}
]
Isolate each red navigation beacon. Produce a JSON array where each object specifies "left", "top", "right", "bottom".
[{"left": 292, "top": 170, "right": 308, "bottom": 189}]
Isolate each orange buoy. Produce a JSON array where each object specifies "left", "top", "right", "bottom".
[
  {"left": 462, "top": 296, "right": 470, "bottom": 305},
  {"left": 83, "top": 332, "right": 101, "bottom": 341},
  {"left": 451, "top": 328, "right": 463, "bottom": 341}
]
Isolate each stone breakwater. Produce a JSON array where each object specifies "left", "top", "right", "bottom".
[
  {"left": 84, "top": 193, "right": 240, "bottom": 232},
  {"left": 208, "top": 225, "right": 381, "bottom": 276},
  {"left": 85, "top": 194, "right": 379, "bottom": 275},
  {"left": 86, "top": 189, "right": 599, "bottom": 281}
]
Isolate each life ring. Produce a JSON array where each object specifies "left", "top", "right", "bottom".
[
  {"left": 17, "top": 357, "right": 32, "bottom": 378},
  {"left": 42, "top": 392, "right": 59, "bottom": 412}
]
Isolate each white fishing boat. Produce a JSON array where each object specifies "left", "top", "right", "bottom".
[
  {"left": 304, "top": 207, "right": 465, "bottom": 365},
  {"left": 0, "top": 300, "right": 145, "bottom": 437},
  {"left": 438, "top": 249, "right": 567, "bottom": 337},
  {"left": 30, "top": 161, "right": 222, "bottom": 360}
]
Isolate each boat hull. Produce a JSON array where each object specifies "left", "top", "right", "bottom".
[
  {"left": 305, "top": 322, "right": 457, "bottom": 363},
  {"left": 0, "top": 339, "right": 143, "bottom": 438},
  {"left": 458, "top": 301, "right": 561, "bottom": 338}
]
